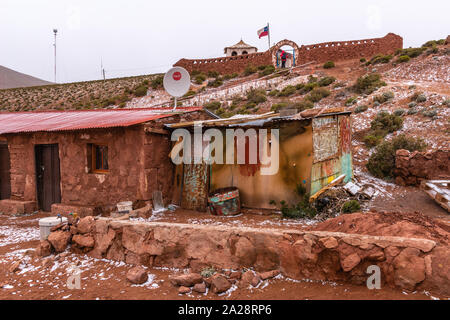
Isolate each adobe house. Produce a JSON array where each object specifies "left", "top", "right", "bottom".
[
  {"left": 0, "top": 107, "right": 212, "bottom": 216},
  {"left": 166, "top": 107, "right": 353, "bottom": 211}
]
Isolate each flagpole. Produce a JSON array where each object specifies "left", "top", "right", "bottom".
[{"left": 267, "top": 23, "right": 271, "bottom": 50}]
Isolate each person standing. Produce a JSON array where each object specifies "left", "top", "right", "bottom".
[{"left": 281, "top": 50, "right": 287, "bottom": 68}]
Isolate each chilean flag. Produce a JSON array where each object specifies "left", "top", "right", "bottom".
[{"left": 257, "top": 25, "right": 269, "bottom": 38}]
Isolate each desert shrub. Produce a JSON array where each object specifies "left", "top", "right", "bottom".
[
  {"left": 373, "top": 91, "right": 394, "bottom": 104},
  {"left": 354, "top": 73, "right": 386, "bottom": 94},
  {"left": 443, "top": 99, "right": 450, "bottom": 107},
  {"left": 150, "top": 75, "right": 163, "bottom": 89},
  {"left": 368, "top": 54, "right": 392, "bottom": 65},
  {"left": 332, "top": 81, "right": 346, "bottom": 89},
  {"left": 393, "top": 108, "right": 406, "bottom": 116},
  {"left": 298, "top": 82, "right": 318, "bottom": 94},
  {"left": 223, "top": 72, "right": 238, "bottom": 80},
  {"left": 366, "top": 134, "right": 426, "bottom": 179},
  {"left": 194, "top": 74, "right": 207, "bottom": 84},
  {"left": 408, "top": 102, "right": 417, "bottom": 108},
  {"left": 397, "top": 55, "right": 410, "bottom": 63},
  {"left": 296, "top": 99, "right": 314, "bottom": 110},
  {"left": 271, "top": 102, "right": 288, "bottom": 112},
  {"left": 341, "top": 200, "right": 360, "bottom": 213},
  {"left": 295, "top": 83, "right": 305, "bottom": 90},
  {"left": 416, "top": 94, "right": 427, "bottom": 103},
  {"left": 200, "top": 267, "right": 216, "bottom": 278},
  {"left": 207, "top": 77, "right": 223, "bottom": 88},
  {"left": 396, "top": 47, "right": 425, "bottom": 58},
  {"left": 278, "top": 85, "right": 297, "bottom": 97},
  {"left": 207, "top": 70, "right": 220, "bottom": 78},
  {"left": 247, "top": 89, "right": 267, "bottom": 104},
  {"left": 323, "top": 61, "right": 335, "bottom": 69},
  {"left": 308, "top": 75, "right": 318, "bottom": 83},
  {"left": 243, "top": 65, "right": 257, "bottom": 76},
  {"left": 363, "top": 111, "right": 403, "bottom": 147},
  {"left": 204, "top": 101, "right": 221, "bottom": 111},
  {"left": 306, "top": 87, "right": 330, "bottom": 102},
  {"left": 183, "top": 90, "right": 196, "bottom": 97},
  {"left": 354, "top": 105, "right": 368, "bottom": 113},
  {"left": 360, "top": 58, "right": 366, "bottom": 63},
  {"left": 318, "top": 76, "right": 336, "bottom": 87},
  {"left": 422, "top": 40, "right": 445, "bottom": 48},
  {"left": 407, "top": 107, "right": 419, "bottom": 115},
  {"left": 259, "top": 65, "right": 276, "bottom": 77},
  {"left": 345, "top": 96, "right": 358, "bottom": 106},
  {"left": 133, "top": 85, "right": 148, "bottom": 97},
  {"left": 422, "top": 108, "right": 437, "bottom": 118},
  {"left": 269, "top": 89, "right": 279, "bottom": 97}
]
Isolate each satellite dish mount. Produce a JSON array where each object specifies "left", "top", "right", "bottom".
[{"left": 163, "top": 67, "right": 191, "bottom": 111}]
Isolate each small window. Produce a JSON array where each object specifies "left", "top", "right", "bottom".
[
  {"left": 88, "top": 144, "right": 109, "bottom": 173},
  {"left": 231, "top": 51, "right": 238, "bottom": 56}
]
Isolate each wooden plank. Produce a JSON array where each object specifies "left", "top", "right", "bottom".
[{"left": 309, "top": 174, "right": 346, "bottom": 203}]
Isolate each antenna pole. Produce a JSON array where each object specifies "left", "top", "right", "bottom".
[
  {"left": 267, "top": 23, "right": 271, "bottom": 50},
  {"left": 53, "top": 29, "right": 58, "bottom": 83},
  {"left": 173, "top": 97, "right": 177, "bottom": 111}
]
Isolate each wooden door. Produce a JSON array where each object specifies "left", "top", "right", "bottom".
[
  {"left": 35, "top": 144, "right": 61, "bottom": 211},
  {"left": 181, "top": 163, "right": 209, "bottom": 211},
  {"left": 0, "top": 144, "right": 11, "bottom": 200}
]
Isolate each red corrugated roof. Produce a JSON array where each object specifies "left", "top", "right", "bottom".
[{"left": 0, "top": 107, "right": 203, "bottom": 134}]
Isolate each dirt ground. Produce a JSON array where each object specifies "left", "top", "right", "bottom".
[{"left": 0, "top": 212, "right": 447, "bottom": 300}]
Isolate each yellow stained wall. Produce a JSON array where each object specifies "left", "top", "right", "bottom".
[{"left": 211, "top": 121, "right": 313, "bottom": 209}]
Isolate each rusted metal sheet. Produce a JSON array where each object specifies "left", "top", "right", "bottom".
[
  {"left": 0, "top": 107, "right": 202, "bottom": 134},
  {"left": 312, "top": 116, "right": 339, "bottom": 163},
  {"left": 208, "top": 187, "right": 241, "bottom": 216},
  {"left": 181, "top": 163, "right": 209, "bottom": 211},
  {"left": 310, "top": 158, "right": 342, "bottom": 196}
]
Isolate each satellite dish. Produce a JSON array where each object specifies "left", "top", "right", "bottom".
[{"left": 164, "top": 67, "right": 190, "bottom": 110}]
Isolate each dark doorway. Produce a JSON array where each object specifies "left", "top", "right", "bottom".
[
  {"left": 0, "top": 144, "right": 11, "bottom": 200},
  {"left": 35, "top": 144, "right": 61, "bottom": 211}
]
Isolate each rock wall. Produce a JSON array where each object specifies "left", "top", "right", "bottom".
[
  {"left": 42, "top": 217, "right": 449, "bottom": 296},
  {"left": 395, "top": 149, "right": 450, "bottom": 186},
  {"left": 174, "top": 33, "right": 403, "bottom": 75}
]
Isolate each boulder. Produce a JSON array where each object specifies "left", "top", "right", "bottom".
[
  {"left": 72, "top": 234, "right": 95, "bottom": 248},
  {"left": 251, "top": 274, "right": 261, "bottom": 287},
  {"left": 210, "top": 274, "right": 231, "bottom": 294},
  {"left": 319, "top": 237, "right": 339, "bottom": 249},
  {"left": 35, "top": 240, "right": 52, "bottom": 257},
  {"left": 126, "top": 266, "right": 148, "bottom": 284},
  {"left": 178, "top": 286, "right": 191, "bottom": 294},
  {"left": 169, "top": 273, "right": 203, "bottom": 287},
  {"left": 8, "top": 261, "right": 21, "bottom": 273},
  {"left": 259, "top": 270, "right": 280, "bottom": 280},
  {"left": 340, "top": 253, "right": 361, "bottom": 272},
  {"left": 193, "top": 282, "right": 206, "bottom": 293},
  {"left": 76, "top": 216, "right": 95, "bottom": 234},
  {"left": 47, "top": 231, "right": 71, "bottom": 253},
  {"left": 393, "top": 248, "right": 425, "bottom": 291}
]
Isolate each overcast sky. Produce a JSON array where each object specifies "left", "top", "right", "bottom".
[{"left": 1, "top": 0, "right": 448, "bottom": 83}]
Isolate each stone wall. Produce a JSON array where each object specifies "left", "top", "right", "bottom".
[
  {"left": 394, "top": 149, "right": 450, "bottom": 186},
  {"left": 174, "top": 33, "right": 403, "bottom": 75},
  {"left": 43, "top": 217, "right": 449, "bottom": 296}
]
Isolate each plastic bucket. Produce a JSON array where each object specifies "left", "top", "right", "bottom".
[
  {"left": 39, "top": 216, "right": 68, "bottom": 240},
  {"left": 208, "top": 187, "right": 241, "bottom": 216}
]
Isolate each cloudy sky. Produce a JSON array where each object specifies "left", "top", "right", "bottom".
[{"left": 1, "top": 0, "right": 448, "bottom": 83}]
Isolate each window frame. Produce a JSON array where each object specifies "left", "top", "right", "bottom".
[{"left": 90, "top": 143, "right": 109, "bottom": 174}]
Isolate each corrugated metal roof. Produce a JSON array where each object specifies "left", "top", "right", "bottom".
[{"left": 0, "top": 107, "right": 203, "bottom": 134}]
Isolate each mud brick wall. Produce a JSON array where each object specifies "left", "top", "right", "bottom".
[
  {"left": 174, "top": 33, "right": 403, "bottom": 75},
  {"left": 295, "top": 33, "right": 403, "bottom": 64},
  {"left": 53, "top": 217, "right": 449, "bottom": 296},
  {"left": 394, "top": 149, "right": 450, "bottom": 186},
  {"left": 174, "top": 51, "right": 272, "bottom": 75}
]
